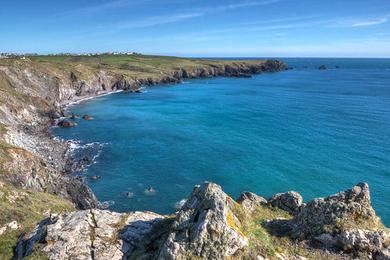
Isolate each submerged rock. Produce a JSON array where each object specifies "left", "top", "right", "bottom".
[
  {"left": 89, "top": 175, "right": 101, "bottom": 180},
  {"left": 70, "top": 113, "right": 78, "bottom": 120},
  {"left": 319, "top": 65, "right": 327, "bottom": 70},
  {"left": 125, "top": 191, "right": 134, "bottom": 198},
  {"left": 58, "top": 120, "right": 77, "bottom": 127},
  {"left": 82, "top": 114, "right": 94, "bottom": 120},
  {"left": 144, "top": 186, "right": 156, "bottom": 195}
]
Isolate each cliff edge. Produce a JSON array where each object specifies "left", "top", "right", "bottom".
[{"left": 17, "top": 182, "right": 390, "bottom": 259}]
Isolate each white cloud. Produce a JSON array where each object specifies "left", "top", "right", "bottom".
[
  {"left": 352, "top": 18, "right": 388, "bottom": 27},
  {"left": 116, "top": 13, "right": 204, "bottom": 29}
]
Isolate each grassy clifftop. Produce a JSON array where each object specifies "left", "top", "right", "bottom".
[{"left": 0, "top": 55, "right": 286, "bottom": 259}]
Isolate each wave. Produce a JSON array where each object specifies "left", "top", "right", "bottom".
[{"left": 66, "top": 140, "right": 109, "bottom": 174}]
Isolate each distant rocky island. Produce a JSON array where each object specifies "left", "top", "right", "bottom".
[{"left": 0, "top": 54, "right": 389, "bottom": 259}]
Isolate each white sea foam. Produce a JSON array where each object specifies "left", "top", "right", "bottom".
[
  {"left": 66, "top": 90, "right": 124, "bottom": 108},
  {"left": 174, "top": 199, "right": 187, "bottom": 210}
]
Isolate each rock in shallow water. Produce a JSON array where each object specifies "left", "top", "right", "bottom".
[
  {"left": 82, "top": 115, "right": 94, "bottom": 120},
  {"left": 58, "top": 120, "right": 77, "bottom": 127}
]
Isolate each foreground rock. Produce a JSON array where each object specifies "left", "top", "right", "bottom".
[
  {"left": 18, "top": 182, "right": 389, "bottom": 259},
  {"left": 291, "top": 183, "right": 380, "bottom": 239},
  {"left": 157, "top": 183, "right": 248, "bottom": 259},
  {"left": 16, "top": 210, "right": 166, "bottom": 259},
  {"left": 237, "top": 191, "right": 267, "bottom": 214},
  {"left": 268, "top": 191, "right": 303, "bottom": 214}
]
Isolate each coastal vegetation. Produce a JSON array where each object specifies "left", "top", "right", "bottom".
[
  {"left": 0, "top": 54, "right": 287, "bottom": 259},
  {"left": 0, "top": 54, "right": 388, "bottom": 259}
]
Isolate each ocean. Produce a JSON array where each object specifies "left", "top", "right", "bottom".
[{"left": 54, "top": 58, "right": 390, "bottom": 225}]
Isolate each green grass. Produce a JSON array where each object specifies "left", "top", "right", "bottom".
[
  {"left": 241, "top": 205, "right": 292, "bottom": 258},
  {"left": 0, "top": 183, "right": 74, "bottom": 259},
  {"left": 24, "top": 54, "right": 264, "bottom": 80}
]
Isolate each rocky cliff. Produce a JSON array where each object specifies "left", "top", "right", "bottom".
[
  {"left": 16, "top": 182, "right": 390, "bottom": 259},
  {"left": 0, "top": 56, "right": 287, "bottom": 210},
  {"left": 0, "top": 55, "right": 288, "bottom": 258}
]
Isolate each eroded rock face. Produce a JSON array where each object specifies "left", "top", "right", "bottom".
[
  {"left": 17, "top": 209, "right": 165, "bottom": 260},
  {"left": 337, "top": 229, "right": 390, "bottom": 254},
  {"left": 17, "top": 182, "right": 389, "bottom": 260},
  {"left": 157, "top": 182, "right": 248, "bottom": 260},
  {"left": 268, "top": 191, "right": 303, "bottom": 214},
  {"left": 237, "top": 191, "right": 267, "bottom": 214},
  {"left": 291, "top": 183, "right": 379, "bottom": 239}
]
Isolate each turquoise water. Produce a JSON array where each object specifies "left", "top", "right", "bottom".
[{"left": 54, "top": 58, "right": 390, "bottom": 225}]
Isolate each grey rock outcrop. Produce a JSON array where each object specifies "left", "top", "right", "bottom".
[
  {"left": 237, "top": 191, "right": 267, "bottom": 214},
  {"left": 157, "top": 182, "right": 248, "bottom": 260},
  {"left": 16, "top": 209, "right": 165, "bottom": 260},
  {"left": 291, "top": 183, "right": 380, "bottom": 239},
  {"left": 337, "top": 229, "right": 390, "bottom": 254},
  {"left": 268, "top": 191, "right": 303, "bottom": 214},
  {"left": 376, "top": 247, "right": 390, "bottom": 260},
  {"left": 16, "top": 182, "right": 390, "bottom": 260}
]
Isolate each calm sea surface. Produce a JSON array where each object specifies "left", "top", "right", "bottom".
[{"left": 54, "top": 58, "right": 390, "bottom": 225}]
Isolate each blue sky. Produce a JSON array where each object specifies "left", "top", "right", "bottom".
[{"left": 1, "top": 0, "right": 390, "bottom": 57}]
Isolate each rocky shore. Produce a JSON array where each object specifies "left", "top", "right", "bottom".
[
  {"left": 0, "top": 56, "right": 287, "bottom": 211},
  {"left": 16, "top": 182, "right": 390, "bottom": 259},
  {"left": 2, "top": 55, "right": 389, "bottom": 259}
]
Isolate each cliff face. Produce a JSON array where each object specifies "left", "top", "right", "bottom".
[
  {"left": 0, "top": 56, "right": 287, "bottom": 209},
  {"left": 16, "top": 182, "right": 390, "bottom": 260},
  {"left": 0, "top": 56, "right": 288, "bottom": 258}
]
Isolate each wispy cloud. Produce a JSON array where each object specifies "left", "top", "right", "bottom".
[
  {"left": 116, "top": 13, "right": 203, "bottom": 29},
  {"left": 97, "top": 0, "right": 282, "bottom": 31},
  {"left": 351, "top": 18, "right": 388, "bottom": 27},
  {"left": 327, "top": 15, "right": 390, "bottom": 28},
  {"left": 56, "top": 0, "right": 280, "bottom": 19},
  {"left": 203, "top": 0, "right": 281, "bottom": 12},
  {"left": 55, "top": 0, "right": 136, "bottom": 18}
]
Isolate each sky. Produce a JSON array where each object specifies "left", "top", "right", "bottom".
[{"left": 1, "top": 0, "right": 390, "bottom": 57}]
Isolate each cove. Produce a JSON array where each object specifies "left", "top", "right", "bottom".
[{"left": 54, "top": 58, "right": 390, "bottom": 225}]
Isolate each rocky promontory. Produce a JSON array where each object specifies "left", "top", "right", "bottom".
[
  {"left": 0, "top": 55, "right": 287, "bottom": 211},
  {"left": 0, "top": 55, "right": 287, "bottom": 258},
  {"left": 16, "top": 182, "right": 390, "bottom": 259}
]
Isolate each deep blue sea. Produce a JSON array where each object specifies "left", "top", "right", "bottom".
[{"left": 54, "top": 58, "right": 390, "bottom": 225}]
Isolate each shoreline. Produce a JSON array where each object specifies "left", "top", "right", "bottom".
[
  {"left": 0, "top": 57, "right": 288, "bottom": 210},
  {"left": 63, "top": 89, "right": 125, "bottom": 108}
]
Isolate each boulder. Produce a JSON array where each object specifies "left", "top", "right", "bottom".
[
  {"left": 376, "top": 247, "right": 390, "bottom": 260},
  {"left": 58, "top": 120, "right": 77, "bottom": 127},
  {"left": 70, "top": 113, "right": 78, "bottom": 120},
  {"left": 337, "top": 229, "right": 390, "bottom": 254},
  {"left": 268, "top": 191, "right": 303, "bottom": 214},
  {"left": 89, "top": 175, "right": 101, "bottom": 181},
  {"left": 17, "top": 209, "right": 165, "bottom": 259},
  {"left": 237, "top": 191, "right": 267, "bottom": 214},
  {"left": 82, "top": 115, "right": 94, "bottom": 120},
  {"left": 291, "top": 183, "right": 380, "bottom": 239},
  {"left": 157, "top": 182, "right": 248, "bottom": 260}
]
